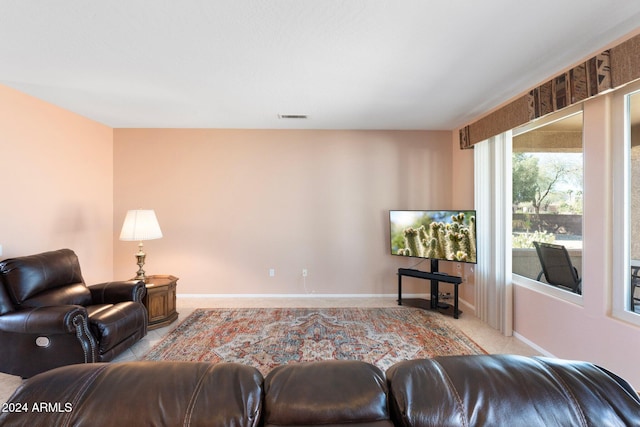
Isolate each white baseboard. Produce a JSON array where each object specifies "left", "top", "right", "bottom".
[
  {"left": 178, "top": 293, "right": 430, "bottom": 299},
  {"left": 513, "top": 331, "right": 555, "bottom": 357},
  {"left": 458, "top": 298, "right": 476, "bottom": 316}
]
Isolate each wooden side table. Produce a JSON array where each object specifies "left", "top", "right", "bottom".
[{"left": 142, "top": 275, "right": 179, "bottom": 330}]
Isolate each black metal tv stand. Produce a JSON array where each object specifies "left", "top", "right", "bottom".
[{"left": 397, "top": 259, "right": 463, "bottom": 319}]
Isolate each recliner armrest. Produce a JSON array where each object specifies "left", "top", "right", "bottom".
[
  {"left": 89, "top": 280, "right": 146, "bottom": 304},
  {"left": 0, "top": 305, "right": 87, "bottom": 334}
]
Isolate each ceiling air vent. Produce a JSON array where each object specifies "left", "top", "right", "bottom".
[{"left": 278, "top": 114, "right": 308, "bottom": 119}]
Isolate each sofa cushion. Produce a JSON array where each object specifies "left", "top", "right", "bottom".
[
  {"left": 0, "top": 249, "right": 88, "bottom": 306},
  {"left": 263, "top": 360, "right": 393, "bottom": 427},
  {"left": 88, "top": 302, "right": 147, "bottom": 355},
  {"left": 0, "top": 361, "right": 264, "bottom": 427},
  {"left": 386, "top": 354, "right": 640, "bottom": 427}
]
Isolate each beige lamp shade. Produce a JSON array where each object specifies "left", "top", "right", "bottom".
[{"left": 119, "top": 209, "right": 163, "bottom": 241}]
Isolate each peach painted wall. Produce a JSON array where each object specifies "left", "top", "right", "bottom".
[
  {"left": 0, "top": 84, "right": 114, "bottom": 283},
  {"left": 113, "top": 129, "right": 453, "bottom": 295}
]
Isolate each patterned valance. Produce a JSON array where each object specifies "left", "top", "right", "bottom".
[{"left": 460, "top": 32, "right": 640, "bottom": 149}]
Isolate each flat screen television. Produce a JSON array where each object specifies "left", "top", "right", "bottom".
[{"left": 389, "top": 210, "right": 477, "bottom": 264}]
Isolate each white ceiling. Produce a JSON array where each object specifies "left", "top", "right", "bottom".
[{"left": 2, "top": 1, "right": 640, "bottom": 130}]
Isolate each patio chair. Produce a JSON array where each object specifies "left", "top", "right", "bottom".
[
  {"left": 631, "top": 266, "right": 640, "bottom": 313},
  {"left": 533, "top": 241, "right": 582, "bottom": 294}
]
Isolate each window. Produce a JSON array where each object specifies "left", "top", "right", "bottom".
[
  {"left": 612, "top": 82, "right": 640, "bottom": 322},
  {"left": 628, "top": 90, "right": 640, "bottom": 314},
  {"left": 619, "top": 87, "right": 640, "bottom": 317},
  {"left": 511, "top": 110, "right": 584, "bottom": 295}
]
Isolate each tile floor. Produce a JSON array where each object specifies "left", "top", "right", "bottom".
[{"left": 0, "top": 296, "right": 539, "bottom": 403}]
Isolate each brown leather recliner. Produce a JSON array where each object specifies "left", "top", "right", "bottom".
[{"left": 0, "top": 248, "right": 148, "bottom": 378}]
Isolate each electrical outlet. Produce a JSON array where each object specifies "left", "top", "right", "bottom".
[
  {"left": 302, "top": 269, "right": 308, "bottom": 277},
  {"left": 269, "top": 268, "right": 275, "bottom": 277}
]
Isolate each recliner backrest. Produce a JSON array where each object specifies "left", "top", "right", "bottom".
[
  {"left": 0, "top": 249, "right": 91, "bottom": 309},
  {"left": 0, "top": 284, "right": 14, "bottom": 315}
]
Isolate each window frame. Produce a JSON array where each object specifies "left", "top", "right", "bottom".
[
  {"left": 510, "top": 104, "right": 584, "bottom": 306},
  {"left": 612, "top": 80, "right": 640, "bottom": 325}
]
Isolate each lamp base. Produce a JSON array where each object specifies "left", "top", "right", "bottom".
[{"left": 134, "top": 242, "right": 147, "bottom": 281}]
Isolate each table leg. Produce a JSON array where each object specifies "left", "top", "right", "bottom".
[
  {"left": 430, "top": 280, "right": 439, "bottom": 309},
  {"left": 454, "top": 283, "right": 459, "bottom": 319}
]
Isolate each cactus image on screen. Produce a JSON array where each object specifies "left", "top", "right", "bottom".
[{"left": 390, "top": 210, "right": 477, "bottom": 263}]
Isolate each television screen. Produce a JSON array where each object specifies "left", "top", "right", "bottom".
[{"left": 389, "top": 210, "right": 477, "bottom": 264}]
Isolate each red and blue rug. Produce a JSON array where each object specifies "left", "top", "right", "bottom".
[{"left": 143, "top": 307, "right": 485, "bottom": 374}]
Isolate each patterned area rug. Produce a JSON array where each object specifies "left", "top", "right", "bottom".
[{"left": 143, "top": 307, "right": 485, "bottom": 375}]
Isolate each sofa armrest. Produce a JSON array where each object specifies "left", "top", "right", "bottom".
[
  {"left": 89, "top": 280, "right": 146, "bottom": 304},
  {"left": 0, "top": 305, "right": 87, "bottom": 334}
]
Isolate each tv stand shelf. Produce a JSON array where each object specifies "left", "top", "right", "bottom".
[{"left": 397, "top": 265, "right": 463, "bottom": 319}]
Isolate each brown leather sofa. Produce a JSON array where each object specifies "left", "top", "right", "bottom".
[
  {"left": 0, "top": 249, "right": 148, "bottom": 378},
  {"left": 1, "top": 355, "right": 639, "bottom": 426}
]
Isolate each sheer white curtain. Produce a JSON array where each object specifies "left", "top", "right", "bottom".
[{"left": 474, "top": 131, "right": 513, "bottom": 335}]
